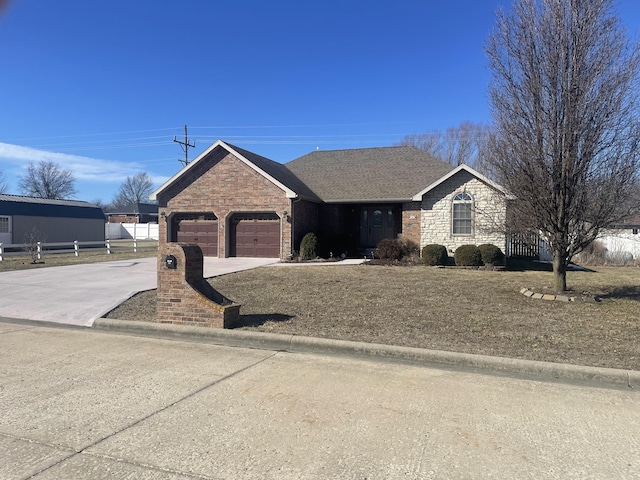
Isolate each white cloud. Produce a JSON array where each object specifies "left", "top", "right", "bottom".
[{"left": 0, "top": 142, "right": 162, "bottom": 183}]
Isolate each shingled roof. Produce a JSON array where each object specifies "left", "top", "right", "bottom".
[{"left": 285, "top": 146, "right": 454, "bottom": 202}]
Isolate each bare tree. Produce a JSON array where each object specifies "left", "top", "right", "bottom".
[
  {"left": 112, "top": 172, "right": 154, "bottom": 208},
  {"left": 397, "top": 132, "right": 442, "bottom": 157},
  {"left": 0, "top": 168, "right": 8, "bottom": 194},
  {"left": 486, "top": 0, "right": 640, "bottom": 292},
  {"left": 397, "top": 122, "right": 490, "bottom": 170},
  {"left": 18, "top": 161, "right": 77, "bottom": 199}
]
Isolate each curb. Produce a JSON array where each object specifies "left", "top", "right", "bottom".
[{"left": 92, "top": 318, "right": 639, "bottom": 390}]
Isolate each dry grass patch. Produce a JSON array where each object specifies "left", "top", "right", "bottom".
[
  {"left": 0, "top": 240, "right": 158, "bottom": 272},
  {"left": 106, "top": 264, "right": 640, "bottom": 371}
]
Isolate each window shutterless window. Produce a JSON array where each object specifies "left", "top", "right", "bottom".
[{"left": 452, "top": 192, "right": 472, "bottom": 235}]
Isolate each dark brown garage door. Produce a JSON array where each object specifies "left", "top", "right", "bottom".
[
  {"left": 177, "top": 219, "right": 218, "bottom": 256},
  {"left": 231, "top": 213, "right": 280, "bottom": 257}
]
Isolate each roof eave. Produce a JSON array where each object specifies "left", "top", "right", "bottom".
[
  {"left": 411, "top": 164, "right": 511, "bottom": 201},
  {"left": 322, "top": 198, "right": 411, "bottom": 204}
]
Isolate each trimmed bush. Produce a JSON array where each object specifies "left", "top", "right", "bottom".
[
  {"left": 375, "top": 238, "right": 403, "bottom": 260},
  {"left": 478, "top": 244, "right": 505, "bottom": 265},
  {"left": 454, "top": 245, "right": 483, "bottom": 266},
  {"left": 300, "top": 232, "right": 318, "bottom": 260},
  {"left": 422, "top": 244, "right": 448, "bottom": 266}
]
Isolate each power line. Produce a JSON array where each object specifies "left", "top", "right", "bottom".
[{"left": 173, "top": 125, "right": 195, "bottom": 167}]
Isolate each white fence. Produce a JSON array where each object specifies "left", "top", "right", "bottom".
[
  {"left": 538, "top": 233, "right": 640, "bottom": 263},
  {"left": 597, "top": 234, "right": 640, "bottom": 260},
  {"left": 105, "top": 223, "right": 159, "bottom": 240},
  {"left": 0, "top": 239, "right": 155, "bottom": 261}
]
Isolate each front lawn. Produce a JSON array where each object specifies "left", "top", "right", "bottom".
[{"left": 106, "top": 263, "right": 640, "bottom": 371}]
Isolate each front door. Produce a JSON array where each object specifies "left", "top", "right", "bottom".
[{"left": 360, "top": 207, "right": 396, "bottom": 248}]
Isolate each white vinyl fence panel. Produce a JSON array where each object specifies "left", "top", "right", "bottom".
[
  {"left": 538, "top": 232, "right": 640, "bottom": 263},
  {"left": 598, "top": 234, "right": 640, "bottom": 260},
  {"left": 105, "top": 223, "right": 159, "bottom": 240}
]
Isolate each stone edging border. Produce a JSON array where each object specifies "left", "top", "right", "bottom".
[{"left": 520, "top": 288, "right": 576, "bottom": 302}]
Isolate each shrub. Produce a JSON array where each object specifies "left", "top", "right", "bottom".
[
  {"left": 397, "top": 235, "right": 420, "bottom": 259},
  {"left": 422, "top": 244, "right": 448, "bottom": 266},
  {"left": 478, "top": 244, "right": 505, "bottom": 265},
  {"left": 300, "top": 232, "right": 318, "bottom": 260},
  {"left": 574, "top": 240, "right": 607, "bottom": 265},
  {"left": 454, "top": 245, "right": 482, "bottom": 266},
  {"left": 23, "top": 227, "right": 44, "bottom": 264},
  {"left": 375, "top": 238, "right": 403, "bottom": 260}
]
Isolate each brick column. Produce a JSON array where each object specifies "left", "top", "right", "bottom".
[{"left": 157, "top": 243, "right": 240, "bottom": 328}]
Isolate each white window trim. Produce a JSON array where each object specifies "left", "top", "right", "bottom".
[
  {"left": 452, "top": 192, "right": 473, "bottom": 236},
  {"left": 0, "top": 215, "right": 11, "bottom": 234}
]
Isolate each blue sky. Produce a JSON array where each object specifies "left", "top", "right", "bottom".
[{"left": 1, "top": 0, "right": 639, "bottom": 204}]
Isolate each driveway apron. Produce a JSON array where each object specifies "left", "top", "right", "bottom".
[{"left": 0, "top": 257, "right": 277, "bottom": 327}]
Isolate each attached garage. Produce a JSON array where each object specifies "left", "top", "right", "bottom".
[
  {"left": 172, "top": 214, "right": 218, "bottom": 257},
  {"left": 230, "top": 213, "right": 280, "bottom": 257}
]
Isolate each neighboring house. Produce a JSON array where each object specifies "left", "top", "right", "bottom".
[
  {"left": 0, "top": 194, "right": 105, "bottom": 244},
  {"left": 151, "top": 140, "right": 510, "bottom": 259},
  {"left": 609, "top": 214, "right": 640, "bottom": 236},
  {"left": 106, "top": 203, "right": 159, "bottom": 224}
]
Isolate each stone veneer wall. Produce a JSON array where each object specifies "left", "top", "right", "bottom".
[
  {"left": 420, "top": 171, "right": 507, "bottom": 255},
  {"left": 157, "top": 149, "right": 292, "bottom": 259},
  {"left": 157, "top": 243, "right": 240, "bottom": 328}
]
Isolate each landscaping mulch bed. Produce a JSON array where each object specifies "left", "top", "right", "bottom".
[{"left": 106, "top": 263, "right": 640, "bottom": 371}]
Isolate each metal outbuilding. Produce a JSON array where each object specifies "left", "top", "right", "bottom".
[{"left": 0, "top": 194, "right": 105, "bottom": 245}]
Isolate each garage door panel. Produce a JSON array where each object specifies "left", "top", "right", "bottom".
[
  {"left": 231, "top": 214, "right": 280, "bottom": 258},
  {"left": 177, "top": 219, "right": 218, "bottom": 256}
]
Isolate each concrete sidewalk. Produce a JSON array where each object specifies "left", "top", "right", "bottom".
[
  {"left": 0, "top": 257, "right": 277, "bottom": 327},
  {"left": 94, "top": 317, "right": 640, "bottom": 390},
  {"left": 2, "top": 320, "right": 638, "bottom": 480}
]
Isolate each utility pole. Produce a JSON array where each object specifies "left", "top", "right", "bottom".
[{"left": 173, "top": 125, "right": 195, "bottom": 167}]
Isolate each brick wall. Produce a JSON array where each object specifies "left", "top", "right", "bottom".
[
  {"left": 108, "top": 215, "right": 138, "bottom": 223},
  {"left": 401, "top": 201, "right": 421, "bottom": 245},
  {"left": 292, "top": 199, "right": 319, "bottom": 252},
  {"left": 420, "top": 170, "right": 507, "bottom": 254},
  {"left": 157, "top": 147, "right": 292, "bottom": 259},
  {"left": 157, "top": 243, "right": 240, "bottom": 328}
]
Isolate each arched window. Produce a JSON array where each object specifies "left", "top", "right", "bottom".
[{"left": 452, "top": 192, "right": 472, "bottom": 235}]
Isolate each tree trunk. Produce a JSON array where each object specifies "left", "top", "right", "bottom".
[{"left": 552, "top": 254, "right": 567, "bottom": 293}]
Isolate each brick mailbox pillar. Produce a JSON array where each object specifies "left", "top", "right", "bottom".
[{"left": 157, "top": 243, "right": 241, "bottom": 328}]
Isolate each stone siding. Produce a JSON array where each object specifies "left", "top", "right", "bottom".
[
  {"left": 157, "top": 149, "right": 292, "bottom": 259},
  {"left": 420, "top": 170, "right": 507, "bottom": 255}
]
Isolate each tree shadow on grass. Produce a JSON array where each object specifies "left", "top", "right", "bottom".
[
  {"left": 231, "top": 313, "right": 294, "bottom": 328},
  {"left": 506, "top": 258, "right": 552, "bottom": 272},
  {"left": 506, "top": 258, "right": 596, "bottom": 273},
  {"left": 599, "top": 286, "right": 640, "bottom": 301}
]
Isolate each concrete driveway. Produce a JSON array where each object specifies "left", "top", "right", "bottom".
[{"left": 0, "top": 257, "right": 277, "bottom": 327}]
